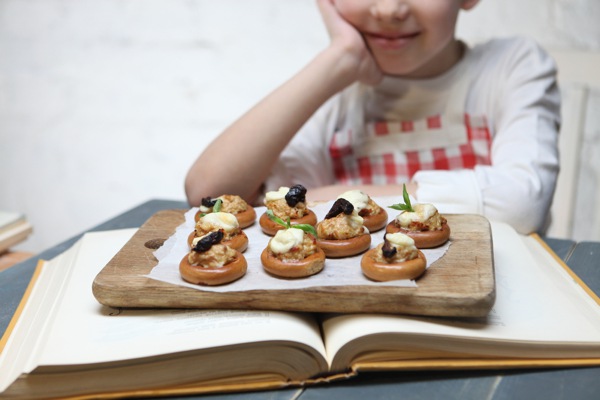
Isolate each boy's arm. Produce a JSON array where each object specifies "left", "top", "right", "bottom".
[
  {"left": 185, "top": 0, "right": 381, "bottom": 206},
  {"left": 185, "top": 48, "right": 352, "bottom": 206}
]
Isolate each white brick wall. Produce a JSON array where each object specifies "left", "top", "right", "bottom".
[
  {"left": 458, "top": 0, "right": 600, "bottom": 50},
  {"left": 1, "top": 0, "right": 598, "bottom": 251}
]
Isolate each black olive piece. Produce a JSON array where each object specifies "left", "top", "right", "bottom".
[
  {"left": 324, "top": 198, "right": 355, "bottom": 219},
  {"left": 285, "top": 184, "right": 307, "bottom": 207},
  {"left": 193, "top": 230, "right": 224, "bottom": 252},
  {"left": 201, "top": 197, "right": 218, "bottom": 208},
  {"left": 382, "top": 234, "right": 397, "bottom": 259}
]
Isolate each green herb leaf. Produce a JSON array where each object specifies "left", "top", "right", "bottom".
[
  {"left": 402, "top": 184, "right": 412, "bottom": 210},
  {"left": 213, "top": 198, "right": 223, "bottom": 213},
  {"left": 292, "top": 223, "right": 317, "bottom": 237},
  {"left": 388, "top": 184, "right": 415, "bottom": 212},
  {"left": 388, "top": 203, "right": 412, "bottom": 211},
  {"left": 266, "top": 210, "right": 316, "bottom": 236},
  {"left": 266, "top": 210, "right": 290, "bottom": 229}
]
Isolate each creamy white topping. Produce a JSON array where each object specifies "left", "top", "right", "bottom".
[
  {"left": 189, "top": 233, "right": 235, "bottom": 268},
  {"left": 200, "top": 212, "right": 239, "bottom": 232},
  {"left": 190, "top": 233, "right": 207, "bottom": 249},
  {"left": 265, "top": 187, "right": 290, "bottom": 203},
  {"left": 395, "top": 203, "right": 437, "bottom": 226},
  {"left": 338, "top": 190, "right": 369, "bottom": 212},
  {"left": 269, "top": 228, "right": 305, "bottom": 254},
  {"left": 386, "top": 232, "right": 416, "bottom": 248},
  {"left": 382, "top": 232, "right": 418, "bottom": 262},
  {"left": 348, "top": 210, "right": 365, "bottom": 230}
]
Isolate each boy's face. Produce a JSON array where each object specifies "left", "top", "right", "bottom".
[{"left": 334, "top": 0, "right": 478, "bottom": 78}]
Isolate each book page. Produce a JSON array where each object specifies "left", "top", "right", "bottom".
[
  {"left": 322, "top": 221, "right": 600, "bottom": 367},
  {"left": 32, "top": 230, "right": 326, "bottom": 366},
  {"left": 523, "top": 234, "right": 600, "bottom": 308},
  {"left": 0, "top": 239, "right": 83, "bottom": 391}
]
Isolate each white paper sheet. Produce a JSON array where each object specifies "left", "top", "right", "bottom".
[{"left": 147, "top": 198, "right": 450, "bottom": 292}]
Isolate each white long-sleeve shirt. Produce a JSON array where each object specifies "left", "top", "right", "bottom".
[{"left": 265, "top": 37, "right": 561, "bottom": 234}]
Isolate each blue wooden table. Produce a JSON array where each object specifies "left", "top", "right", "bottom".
[{"left": 1, "top": 199, "right": 599, "bottom": 400}]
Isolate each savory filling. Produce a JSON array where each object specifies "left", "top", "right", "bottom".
[
  {"left": 317, "top": 199, "right": 365, "bottom": 240},
  {"left": 268, "top": 228, "right": 319, "bottom": 262},
  {"left": 395, "top": 203, "right": 445, "bottom": 231},
  {"left": 200, "top": 195, "right": 248, "bottom": 214},
  {"left": 195, "top": 212, "right": 241, "bottom": 240},
  {"left": 264, "top": 186, "right": 310, "bottom": 219},
  {"left": 373, "top": 233, "right": 419, "bottom": 263},
  {"left": 188, "top": 231, "right": 237, "bottom": 268},
  {"left": 338, "top": 190, "right": 382, "bottom": 217}
]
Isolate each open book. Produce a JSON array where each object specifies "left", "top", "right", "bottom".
[{"left": 1, "top": 222, "right": 600, "bottom": 399}]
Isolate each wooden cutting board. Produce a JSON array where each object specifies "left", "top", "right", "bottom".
[{"left": 93, "top": 211, "right": 495, "bottom": 317}]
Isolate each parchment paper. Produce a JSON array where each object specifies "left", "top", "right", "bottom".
[{"left": 147, "top": 198, "right": 450, "bottom": 292}]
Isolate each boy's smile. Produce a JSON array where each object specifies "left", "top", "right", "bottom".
[
  {"left": 364, "top": 30, "right": 421, "bottom": 51},
  {"left": 334, "top": 0, "right": 479, "bottom": 79}
]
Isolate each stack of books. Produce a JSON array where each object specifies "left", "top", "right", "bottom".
[{"left": 0, "top": 211, "right": 32, "bottom": 255}]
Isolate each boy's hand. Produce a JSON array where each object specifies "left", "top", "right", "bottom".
[{"left": 317, "top": 0, "right": 382, "bottom": 86}]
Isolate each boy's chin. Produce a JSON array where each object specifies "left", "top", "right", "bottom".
[
  {"left": 377, "top": 61, "right": 444, "bottom": 79},
  {"left": 372, "top": 57, "right": 419, "bottom": 78},
  {"left": 377, "top": 65, "right": 416, "bottom": 79}
]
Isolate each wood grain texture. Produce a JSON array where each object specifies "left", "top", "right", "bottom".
[{"left": 92, "top": 211, "right": 495, "bottom": 317}]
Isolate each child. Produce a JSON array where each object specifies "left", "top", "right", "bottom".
[{"left": 185, "top": 0, "right": 560, "bottom": 235}]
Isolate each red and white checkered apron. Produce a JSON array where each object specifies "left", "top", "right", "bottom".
[{"left": 328, "top": 112, "right": 492, "bottom": 185}]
